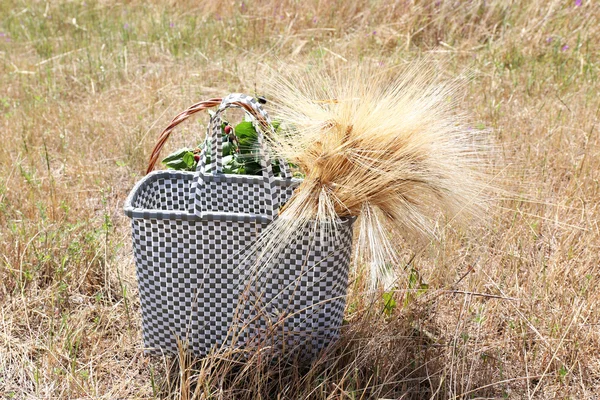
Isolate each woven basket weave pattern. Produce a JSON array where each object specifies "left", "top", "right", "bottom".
[
  {"left": 131, "top": 174, "right": 193, "bottom": 212},
  {"left": 129, "top": 174, "right": 353, "bottom": 356},
  {"left": 236, "top": 224, "right": 353, "bottom": 355}
]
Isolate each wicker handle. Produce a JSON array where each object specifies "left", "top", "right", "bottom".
[{"left": 146, "top": 98, "right": 223, "bottom": 174}]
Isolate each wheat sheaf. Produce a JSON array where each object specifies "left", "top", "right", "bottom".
[{"left": 249, "top": 63, "right": 492, "bottom": 288}]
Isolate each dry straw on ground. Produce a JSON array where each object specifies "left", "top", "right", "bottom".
[{"left": 1, "top": 0, "right": 599, "bottom": 399}]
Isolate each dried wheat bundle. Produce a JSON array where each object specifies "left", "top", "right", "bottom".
[{"left": 251, "top": 63, "right": 491, "bottom": 288}]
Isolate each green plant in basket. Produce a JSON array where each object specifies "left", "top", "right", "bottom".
[{"left": 161, "top": 115, "right": 290, "bottom": 176}]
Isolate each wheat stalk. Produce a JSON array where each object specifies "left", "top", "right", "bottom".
[{"left": 254, "top": 62, "right": 492, "bottom": 288}]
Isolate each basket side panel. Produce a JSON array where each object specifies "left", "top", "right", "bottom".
[
  {"left": 239, "top": 222, "right": 353, "bottom": 357},
  {"left": 200, "top": 180, "right": 267, "bottom": 214},
  {"left": 193, "top": 219, "right": 267, "bottom": 355},
  {"left": 278, "top": 184, "right": 297, "bottom": 209},
  {"left": 132, "top": 218, "right": 202, "bottom": 354},
  {"left": 195, "top": 176, "right": 300, "bottom": 216},
  {"left": 132, "top": 216, "right": 267, "bottom": 356}
]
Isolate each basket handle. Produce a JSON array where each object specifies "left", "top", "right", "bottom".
[
  {"left": 195, "top": 94, "right": 286, "bottom": 220},
  {"left": 146, "top": 98, "right": 223, "bottom": 174}
]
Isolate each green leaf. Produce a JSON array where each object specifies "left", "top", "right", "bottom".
[
  {"left": 382, "top": 291, "right": 397, "bottom": 317},
  {"left": 222, "top": 155, "right": 243, "bottom": 174},
  {"left": 164, "top": 159, "right": 190, "bottom": 170},
  {"left": 162, "top": 147, "right": 192, "bottom": 164},
  {"left": 408, "top": 268, "right": 418, "bottom": 288},
  {"left": 221, "top": 154, "right": 232, "bottom": 163},
  {"left": 235, "top": 121, "right": 256, "bottom": 137},
  {"left": 243, "top": 161, "right": 262, "bottom": 175},
  {"left": 162, "top": 146, "right": 196, "bottom": 170},
  {"left": 271, "top": 163, "right": 280, "bottom": 176},
  {"left": 182, "top": 152, "right": 196, "bottom": 169},
  {"left": 235, "top": 121, "right": 259, "bottom": 153},
  {"left": 222, "top": 140, "right": 235, "bottom": 156},
  {"left": 559, "top": 365, "right": 568, "bottom": 379},
  {"left": 404, "top": 267, "right": 428, "bottom": 307}
]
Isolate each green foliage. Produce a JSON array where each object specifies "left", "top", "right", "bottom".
[
  {"left": 162, "top": 147, "right": 195, "bottom": 170},
  {"left": 382, "top": 291, "right": 397, "bottom": 317},
  {"left": 559, "top": 365, "right": 569, "bottom": 380},
  {"left": 161, "top": 116, "right": 290, "bottom": 176},
  {"left": 403, "top": 266, "right": 429, "bottom": 308}
]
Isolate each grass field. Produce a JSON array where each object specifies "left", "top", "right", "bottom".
[{"left": 1, "top": 0, "right": 599, "bottom": 398}]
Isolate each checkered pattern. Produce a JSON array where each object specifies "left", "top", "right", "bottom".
[
  {"left": 130, "top": 172, "right": 193, "bottom": 212},
  {"left": 125, "top": 170, "right": 353, "bottom": 357},
  {"left": 131, "top": 215, "right": 267, "bottom": 354},
  {"left": 195, "top": 175, "right": 272, "bottom": 215},
  {"left": 234, "top": 223, "right": 353, "bottom": 358}
]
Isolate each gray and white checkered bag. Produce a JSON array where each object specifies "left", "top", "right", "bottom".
[{"left": 124, "top": 94, "right": 354, "bottom": 358}]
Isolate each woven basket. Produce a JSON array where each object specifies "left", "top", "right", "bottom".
[{"left": 124, "top": 93, "right": 354, "bottom": 358}]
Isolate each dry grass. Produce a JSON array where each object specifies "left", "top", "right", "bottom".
[{"left": 0, "top": 0, "right": 599, "bottom": 398}]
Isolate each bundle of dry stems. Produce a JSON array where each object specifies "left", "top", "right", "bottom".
[{"left": 247, "top": 63, "right": 492, "bottom": 288}]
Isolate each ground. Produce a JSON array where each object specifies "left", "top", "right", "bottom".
[{"left": 0, "top": 1, "right": 599, "bottom": 398}]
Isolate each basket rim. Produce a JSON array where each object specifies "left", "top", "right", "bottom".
[{"left": 124, "top": 170, "right": 358, "bottom": 225}]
